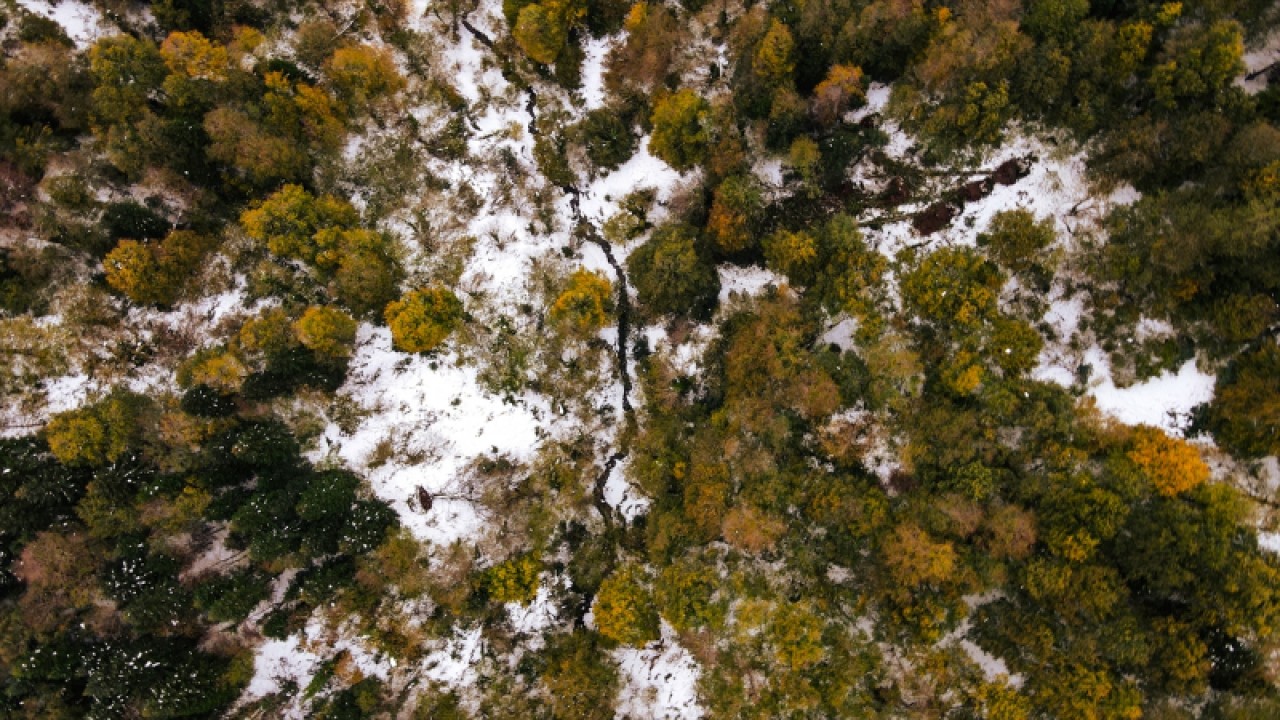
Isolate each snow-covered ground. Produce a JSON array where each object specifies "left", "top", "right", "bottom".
[
  {"left": 613, "top": 623, "right": 704, "bottom": 720},
  {"left": 14, "top": 0, "right": 107, "bottom": 48},
  {"left": 325, "top": 325, "right": 548, "bottom": 547}
]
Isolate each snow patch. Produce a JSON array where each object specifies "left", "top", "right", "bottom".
[
  {"left": 421, "top": 626, "right": 486, "bottom": 687},
  {"left": 604, "top": 457, "right": 651, "bottom": 521},
  {"left": 331, "top": 325, "right": 548, "bottom": 548},
  {"left": 613, "top": 622, "right": 704, "bottom": 720},
  {"left": 1086, "top": 351, "right": 1214, "bottom": 434},
  {"left": 717, "top": 265, "right": 785, "bottom": 304},
  {"left": 15, "top": 0, "right": 107, "bottom": 48}
]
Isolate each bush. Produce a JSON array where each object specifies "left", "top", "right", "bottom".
[
  {"left": 385, "top": 287, "right": 464, "bottom": 354},
  {"left": 293, "top": 306, "right": 358, "bottom": 359},
  {"left": 549, "top": 269, "right": 613, "bottom": 334}
]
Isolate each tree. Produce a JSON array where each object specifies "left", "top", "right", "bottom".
[
  {"left": 513, "top": 0, "right": 586, "bottom": 65},
  {"left": 487, "top": 554, "right": 541, "bottom": 605},
  {"left": 1206, "top": 343, "right": 1280, "bottom": 458},
  {"left": 648, "top": 90, "right": 711, "bottom": 171},
  {"left": 322, "top": 45, "right": 405, "bottom": 115},
  {"left": 44, "top": 389, "right": 150, "bottom": 467},
  {"left": 811, "top": 64, "right": 866, "bottom": 127},
  {"left": 1126, "top": 425, "right": 1208, "bottom": 497},
  {"left": 752, "top": 19, "right": 796, "bottom": 87},
  {"left": 549, "top": 269, "right": 613, "bottom": 335},
  {"left": 766, "top": 602, "right": 825, "bottom": 671},
  {"left": 103, "top": 230, "right": 215, "bottom": 306},
  {"left": 882, "top": 522, "right": 956, "bottom": 589},
  {"left": 655, "top": 555, "right": 723, "bottom": 632},
  {"left": 979, "top": 209, "right": 1056, "bottom": 277},
  {"left": 541, "top": 633, "right": 619, "bottom": 720},
  {"left": 240, "top": 185, "right": 360, "bottom": 263},
  {"left": 810, "top": 214, "right": 887, "bottom": 320},
  {"left": 706, "top": 174, "right": 763, "bottom": 254},
  {"left": 204, "top": 106, "right": 310, "bottom": 187},
  {"left": 762, "top": 228, "right": 818, "bottom": 284},
  {"left": 576, "top": 108, "right": 637, "bottom": 171},
  {"left": 592, "top": 563, "right": 659, "bottom": 646},
  {"left": 87, "top": 35, "right": 166, "bottom": 176},
  {"left": 293, "top": 306, "right": 358, "bottom": 359},
  {"left": 900, "top": 246, "right": 1003, "bottom": 331},
  {"left": 385, "top": 287, "right": 465, "bottom": 354},
  {"left": 159, "top": 30, "right": 229, "bottom": 108},
  {"left": 627, "top": 224, "right": 719, "bottom": 319}
]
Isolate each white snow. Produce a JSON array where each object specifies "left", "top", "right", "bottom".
[
  {"left": 241, "top": 613, "right": 397, "bottom": 715},
  {"left": 15, "top": 0, "right": 107, "bottom": 48},
  {"left": 330, "top": 325, "right": 548, "bottom": 548},
  {"left": 819, "top": 316, "right": 859, "bottom": 352},
  {"left": 717, "top": 265, "right": 785, "bottom": 304},
  {"left": 506, "top": 583, "right": 560, "bottom": 635},
  {"left": 1259, "top": 532, "right": 1280, "bottom": 554},
  {"left": 420, "top": 626, "right": 486, "bottom": 687},
  {"left": 579, "top": 141, "right": 685, "bottom": 230},
  {"left": 1084, "top": 351, "right": 1215, "bottom": 434},
  {"left": 579, "top": 35, "right": 616, "bottom": 111},
  {"left": 604, "top": 457, "right": 651, "bottom": 521},
  {"left": 244, "top": 635, "right": 324, "bottom": 699},
  {"left": 613, "top": 622, "right": 704, "bottom": 720},
  {"left": 1240, "top": 26, "right": 1280, "bottom": 94}
]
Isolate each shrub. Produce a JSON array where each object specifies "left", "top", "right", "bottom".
[
  {"left": 384, "top": 287, "right": 464, "bottom": 354},
  {"left": 293, "top": 306, "right": 358, "bottom": 359},
  {"left": 549, "top": 269, "right": 613, "bottom": 334}
]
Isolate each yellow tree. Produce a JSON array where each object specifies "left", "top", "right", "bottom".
[
  {"left": 811, "top": 64, "right": 866, "bottom": 127},
  {"left": 648, "top": 90, "right": 711, "bottom": 171},
  {"left": 752, "top": 19, "right": 795, "bottom": 87},
  {"left": 323, "top": 45, "right": 405, "bottom": 115},
  {"left": 385, "top": 287, "right": 465, "bottom": 354},
  {"left": 592, "top": 563, "right": 659, "bottom": 646},
  {"left": 1126, "top": 425, "right": 1208, "bottom": 497},
  {"left": 549, "top": 269, "right": 613, "bottom": 335},
  {"left": 293, "top": 306, "right": 358, "bottom": 359}
]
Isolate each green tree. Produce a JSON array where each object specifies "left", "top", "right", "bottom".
[
  {"left": 385, "top": 287, "right": 465, "bottom": 354},
  {"left": 979, "top": 209, "right": 1056, "bottom": 277},
  {"left": 648, "top": 90, "right": 711, "bottom": 171},
  {"left": 627, "top": 224, "right": 719, "bottom": 318},
  {"left": 87, "top": 35, "right": 166, "bottom": 175},
  {"left": 1207, "top": 343, "right": 1280, "bottom": 458},
  {"left": 541, "top": 633, "right": 619, "bottom": 720}
]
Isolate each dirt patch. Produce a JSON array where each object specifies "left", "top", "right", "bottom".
[
  {"left": 992, "top": 156, "right": 1034, "bottom": 185},
  {"left": 912, "top": 201, "right": 960, "bottom": 235}
]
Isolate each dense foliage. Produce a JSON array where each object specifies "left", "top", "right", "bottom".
[{"left": 1, "top": 0, "right": 1279, "bottom": 716}]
